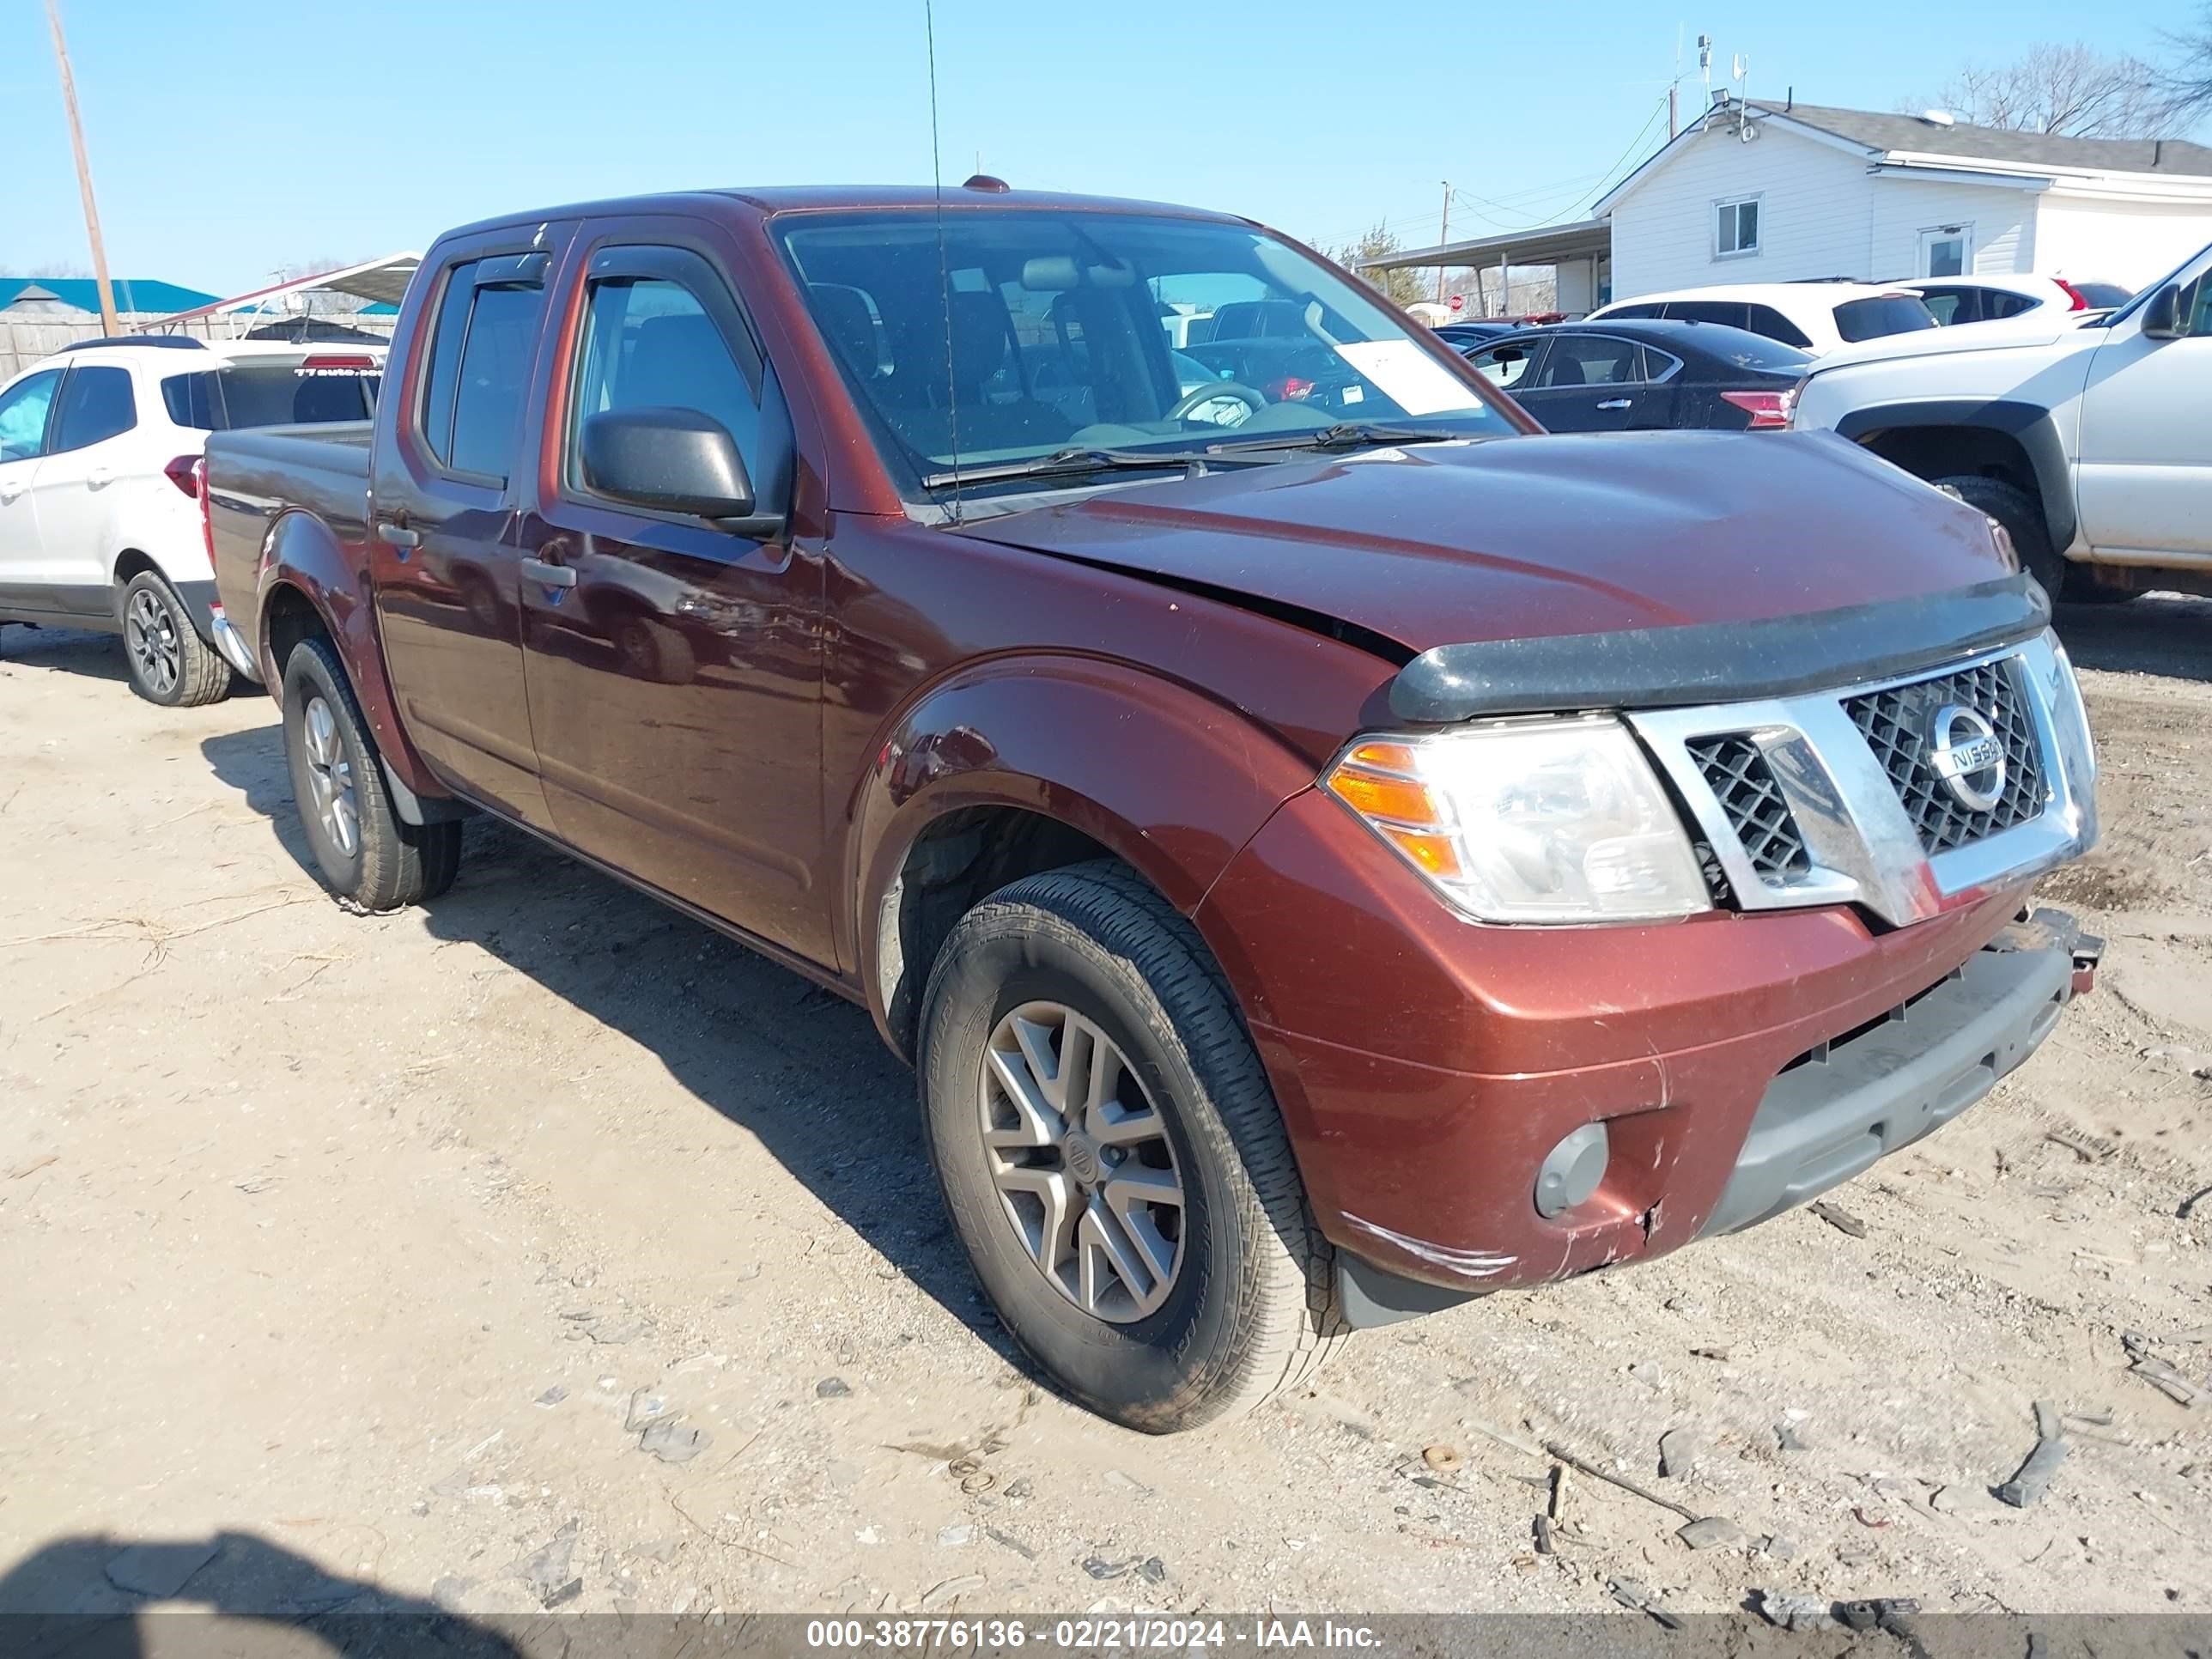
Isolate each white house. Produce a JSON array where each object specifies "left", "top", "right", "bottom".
[{"left": 1595, "top": 99, "right": 2212, "bottom": 300}]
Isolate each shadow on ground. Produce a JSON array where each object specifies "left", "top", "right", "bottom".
[
  {"left": 198, "top": 723, "right": 1010, "bottom": 1362},
  {"left": 0, "top": 1529, "right": 520, "bottom": 1655},
  {"left": 2057, "top": 592, "right": 2212, "bottom": 684},
  {"left": 0, "top": 625, "right": 127, "bottom": 686}
]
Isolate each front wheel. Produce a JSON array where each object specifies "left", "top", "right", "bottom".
[
  {"left": 918, "top": 860, "right": 1343, "bottom": 1432},
  {"left": 120, "top": 570, "right": 229, "bottom": 707},
  {"left": 282, "top": 637, "right": 461, "bottom": 910},
  {"left": 1933, "top": 474, "right": 2063, "bottom": 597}
]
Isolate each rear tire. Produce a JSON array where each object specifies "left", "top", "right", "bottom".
[
  {"left": 281, "top": 636, "right": 461, "bottom": 910},
  {"left": 918, "top": 859, "right": 1344, "bottom": 1432},
  {"left": 1933, "top": 474, "right": 2063, "bottom": 598},
  {"left": 120, "top": 570, "right": 229, "bottom": 707}
]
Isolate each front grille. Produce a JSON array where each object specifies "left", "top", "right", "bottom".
[
  {"left": 1845, "top": 659, "right": 2045, "bottom": 855},
  {"left": 1687, "top": 735, "right": 1812, "bottom": 885}
]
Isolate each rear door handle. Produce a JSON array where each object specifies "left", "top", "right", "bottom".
[
  {"left": 1596, "top": 398, "right": 1633, "bottom": 410},
  {"left": 375, "top": 522, "right": 421, "bottom": 549},
  {"left": 520, "top": 556, "right": 576, "bottom": 589},
  {"left": 0, "top": 483, "right": 23, "bottom": 504},
  {"left": 86, "top": 466, "right": 113, "bottom": 488}
]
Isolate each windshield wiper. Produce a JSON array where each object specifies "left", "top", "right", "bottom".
[
  {"left": 920, "top": 447, "right": 1221, "bottom": 491},
  {"left": 1207, "top": 422, "right": 1468, "bottom": 455}
]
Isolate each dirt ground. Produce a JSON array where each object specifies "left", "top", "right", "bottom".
[{"left": 1, "top": 599, "right": 2207, "bottom": 1632}]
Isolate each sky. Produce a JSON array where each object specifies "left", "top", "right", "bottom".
[{"left": 1, "top": 0, "right": 2200, "bottom": 296}]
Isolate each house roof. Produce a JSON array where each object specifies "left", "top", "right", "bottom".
[
  {"left": 1750, "top": 100, "right": 2212, "bottom": 178},
  {"left": 0, "top": 277, "right": 222, "bottom": 314}
]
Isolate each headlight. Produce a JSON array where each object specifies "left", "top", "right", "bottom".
[{"left": 1323, "top": 717, "right": 1711, "bottom": 923}]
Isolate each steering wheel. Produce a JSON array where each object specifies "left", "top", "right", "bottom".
[{"left": 1168, "top": 380, "right": 1268, "bottom": 427}]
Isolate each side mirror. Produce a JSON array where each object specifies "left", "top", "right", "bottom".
[
  {"left": 580, "top": 407, "right": 777, "bottom": 533},
  {"left": 2141, "top": 283, "right": 2183, "bottom": 339}
]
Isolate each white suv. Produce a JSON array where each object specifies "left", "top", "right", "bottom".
[
  {"left": 1905, "top": 273, "right": 2134, "bottom": 328},
  {"left": 1589, "top": 282, "right": 1938, "bottom": 356},
  {"left": 0, "top": 337, "right": 381, "bottom": 705}
]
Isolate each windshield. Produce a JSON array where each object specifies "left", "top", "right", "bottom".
[{"left": 776, "top": 210, "right": 1516, "bottom": 496}]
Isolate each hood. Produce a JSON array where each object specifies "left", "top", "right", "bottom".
[
  {"left": 956, "top": 431, "right": 2012, "bottom": 656},
  {"left": 1812, "top": 316, "right": 2103, "bottom": 373}
]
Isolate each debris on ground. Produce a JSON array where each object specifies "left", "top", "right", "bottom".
[
  {"left": 2045, "top": 1127, "right": 2118, "bottom": 1163},
  {"left": 623, "top": 1391, "right": 674, "bottom": 1433},
  {"left": 1543, "top": 1441, "right": 1701, "bottom": 1522},
  {"left": 638, "top": 1421, "right": 710, "bottom": 1463},
  {"left": 506, "top": 1518, "right": 579, "bottom": 1603},
  {"left": 535, "top": 1385, "right": 568, "bottom": 1407},
  {"left": 1776, "top": 1422, "right": 1811, "bottom": 1453},
  {"left": 2122, "top": 1331, "right": 2208, "bottom": 1408},
  {"left": 1676, "top": 1516, "right": 1743, "bottom": 1551},
  {"left": 816, "top": 1376, "right": 852, "bottom": 1399},
  {"left": 1755, "top": 1589, "right": 1837, "bottom": 1631},
  {"left": 919, "top": 1573, "right": 984, "bottom": 1611},
  {"left": 1658, "top": 1427, "right": 1704, "bottom": 1479},
  {"left": 1420, "top": 1443, "right": 1462, "bottom": 1474},
  {"left": 1809, "top": 1201, "right": 1869, "bottom": 1237},
  {"left": 1607, "top": 1577, "right": 1685, "bottom": 1630},
  {"left": 1996, "top": 1413, "right": 2069, "bottom": 1509}
]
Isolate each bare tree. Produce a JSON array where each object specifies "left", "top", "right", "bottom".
[
  {"left": 1906, "top": 41, "right": 2170, "bottom": 137},
  {"left": 2157, "top": 4, "right": 2212, "bottom": 120},
  {"left": 26, "top": 261, "right": 93, "bottom": 279},
  {"left": 1324, "top": 224, "right": 1427, "bottom": 310}
]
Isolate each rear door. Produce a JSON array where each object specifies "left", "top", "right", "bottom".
[
  {"left": 0, "top": 367, "right": 63, "bottom": 612},
  {"left": 2075, "top": 257, "right": 2212, "bottom": 561},
  {"left": 368, "top": 229, "right": 573, "bottom": 830},
  {"left": 1511, "top": 333, "right": 1655, "bottom": 432},
  {"left": 27, "top": 362, "right": 140, "bottom": 603},
  {"left": 515, "top": 234, "right": 826, "bottom": 959}
]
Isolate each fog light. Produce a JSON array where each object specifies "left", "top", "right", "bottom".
[{"left": 1534, "top": 1122, "right": 1609, "bottom": 1218}]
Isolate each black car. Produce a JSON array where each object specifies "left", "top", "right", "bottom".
[{"left": 1459, "top": 319, "right": 1809, "bottom": 433}]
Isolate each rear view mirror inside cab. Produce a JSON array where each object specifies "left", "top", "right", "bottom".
[{"left": 1018, "top": 255, "right": 1136, "bottom": 291}]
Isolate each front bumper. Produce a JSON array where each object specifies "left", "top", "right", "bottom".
[{"left": 1194, "top": 781, "right": 2092, "bottom": 1307}]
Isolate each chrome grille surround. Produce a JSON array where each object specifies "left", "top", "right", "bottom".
[{"left": 1631, "top": 630, "right": 2096, "bottom": 929}]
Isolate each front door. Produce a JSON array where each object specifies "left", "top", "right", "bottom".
[
  {"left": 2075, "top": 258, "right": 2212, "bottom": 562},
  {"left": 368, "top": 233, "right": 571, "bottom": 830},
  {"left": 518, "top": 240, "right": 827, "bottom": 960},
  {"left": 0, "top": 367, "right": 63, "bottom": 613},
  {"left": 26, "top": 362, "right": 137, "bottom": 605},
  {"left": 1512, "top": 333, "right": 1660, "bottom": 432}
]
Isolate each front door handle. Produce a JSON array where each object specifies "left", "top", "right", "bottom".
[
  {"left": 520, "top": 556, "right": 577, "bottom": 589},
  {"left": 86, "top": 466, "right": 113, "bottom": 488},
  {"left": 1596, "top": 398, "right": 1633, "bottom": 410},
  {"left": 0, "top": 483, "right": 22, "bottom": 504},
  {"left": 375, "top": 522, "right": 420, "bottom": 549}
]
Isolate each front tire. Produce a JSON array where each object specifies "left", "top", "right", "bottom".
[
  {"left": 918, "top": 860, "right": 1342, "bottom": 1432},
  {"left": 1933, "top": 474, "right": 2063, "bottom": 597},
  {"left": 120, "top": 570, "right": 229, "bottom": 707},
  {"left": 282, "top": 637, "right": 461, "bottom": 910}
]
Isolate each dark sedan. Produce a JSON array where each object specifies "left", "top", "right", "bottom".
[{"left": 1460, "top": 319, "right": 1809, "bottom": 433}]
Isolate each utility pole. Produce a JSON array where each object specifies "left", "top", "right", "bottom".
[
  {"left": 1437, "top": 180, "right": 1450, "bottom": 307},
  {"left": 45, "top": 0, "right": 119, "bottom": 337}
]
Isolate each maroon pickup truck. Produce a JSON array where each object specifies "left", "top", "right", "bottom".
[{"left": 205, "top": 183, "right": 2100, "bottom": 1431}]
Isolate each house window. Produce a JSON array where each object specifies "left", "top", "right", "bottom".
[
  {"left": 1716, "top": 198, "right": 1760, "bottom": 258},
  {"left": 1919, "top": 224, "right": 1972, "bottom": 279}
]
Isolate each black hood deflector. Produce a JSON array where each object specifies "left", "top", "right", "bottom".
[{"left": 1389, "top": 573, "right": 2051, "bottom": 724}]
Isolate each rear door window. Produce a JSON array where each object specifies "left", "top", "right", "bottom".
[
  {"left": 1744, "top": 304, "right": 1814, "bottom": 347},
  {"left": 161, "top": 362, "right": 380, "bottom": 430},
  {"left": 418, "top": 260, "right": 546, "bottom": 482},
  {"left": 1665, "top": 301, "right": 1752, "bottom": 330},
  {"left": 0, "top": 368, "right": 64, "bottom": 462},
  {"left": 1833, "top": 295, "right": 1938, "bottom": 343},
  {"left": 49, "top": 365, "right": 137, "bottom": 452}
]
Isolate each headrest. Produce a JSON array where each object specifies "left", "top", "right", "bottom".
[{"left": 809, "top": 283, "right": 878, "bottom": 376}]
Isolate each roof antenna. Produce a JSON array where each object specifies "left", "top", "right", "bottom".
[{"left": 926, "top": 0, "right": 963, "bottom": 525}]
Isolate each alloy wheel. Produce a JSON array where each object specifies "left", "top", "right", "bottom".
[
  {"left": 125, "top": 589, "right": 180, "bottom": 698},
  {"left": 300, "top": 695, "right": 360, "bottom": 859},
  {"left": 978, "top": 1000, "right": 1186, "bottom": 1322}
]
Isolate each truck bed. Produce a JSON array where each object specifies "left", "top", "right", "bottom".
[{"left": 204, "top": 421, "right": 374, "bottom": 672}]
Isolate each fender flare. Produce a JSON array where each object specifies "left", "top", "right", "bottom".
[
  {"left": 845, "top": 653, "right": 1324, "bottom": 1054},
  {"left": 1834, "top": 398, "right": 2076, "bottom": 553},
  {"left": 254, "top": 507, "right": 447, "bottom": 803}
]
